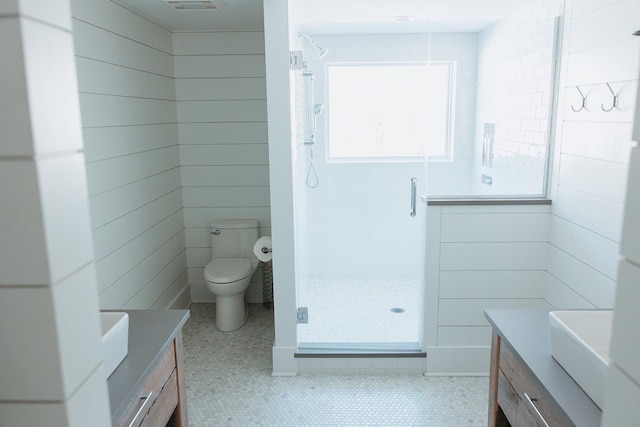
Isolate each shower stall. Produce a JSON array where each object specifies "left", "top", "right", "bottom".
[
  {"left": 291, "top": 33, "right": 433, "bottom": 352},
  {"left": 273, "top": 0, "right": 562, "bottom": 358}
]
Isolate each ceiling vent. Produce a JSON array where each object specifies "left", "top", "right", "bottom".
[{"left": 164, "top": 0, "right": 227, "bottom": 10}]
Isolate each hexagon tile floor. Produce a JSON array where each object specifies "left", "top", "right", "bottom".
[{"left": 182, "top": 303, "right": 489, "bottom": 426}]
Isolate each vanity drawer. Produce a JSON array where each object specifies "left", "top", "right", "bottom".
[
  {"left": 497, "top": 370, "right": 538, "bottom": 427},
  {"left": 140, "top": 368, "right": 179, "bottom": 427},
  {"left": 115, "top": 344, "right": 177, "bottom": 427},
  {"left": 499, "top": 341, "right": 572, "bottom": 427}
]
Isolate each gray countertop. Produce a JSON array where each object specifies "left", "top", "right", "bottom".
[
  {"left": 106, "top": 309, "right": 190, "bottom": 424},
  {"left": 484, "top": 309, "right": 601, "bottom": 427}
]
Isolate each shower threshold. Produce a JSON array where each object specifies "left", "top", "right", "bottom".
[{"left": 296, "top": 342, "right": 425, "bottom": 357}]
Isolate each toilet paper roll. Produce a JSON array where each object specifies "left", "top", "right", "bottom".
[{"left": 253, "top": 236, "right": 272, "bottom": 262}]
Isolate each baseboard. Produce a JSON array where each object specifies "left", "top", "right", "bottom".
[
  {"left": 425, "top": 346, "right": 491, "bottom": 375},
  {"left": 296, "top": 356, "right": 426, "bottom": 375},
  {"left": 272, "top": 345, "right": 297, "bottom": 376},
  {"left": 167, "top": 283, "right": 192, "bottom": 309}
]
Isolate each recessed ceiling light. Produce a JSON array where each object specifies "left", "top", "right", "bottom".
[
  {"left": 391, "top": 15, "right": 415, "bottom": 22},
  {"left": 164, "top": 0, "right": 227, "bottom": 10}
]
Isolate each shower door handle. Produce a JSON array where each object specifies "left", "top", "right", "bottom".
[{"left": 410, "top": 177, "right": 417, "bottom": 217}]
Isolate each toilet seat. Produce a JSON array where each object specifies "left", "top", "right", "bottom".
[{"left": 205, "top": 258, "right": 252, "bottom": 284}]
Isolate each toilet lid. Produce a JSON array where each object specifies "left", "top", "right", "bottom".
[{"left": 205, "top": 258, "right": 252, "bottom": 284}]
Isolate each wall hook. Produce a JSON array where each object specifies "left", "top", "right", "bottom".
[
  {"left": 571, "top": 86, "right": 587, "bottom": 112},
  {"left": 601, "top": 82, "right": 618, "bottom": 112}
]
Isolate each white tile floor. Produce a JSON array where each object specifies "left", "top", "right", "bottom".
[
  {"left": 183, "top": 303, "right": 489, "bottom": 426},
  {"left": 297, "top": 277, "right": 422, "bottom": 345}
]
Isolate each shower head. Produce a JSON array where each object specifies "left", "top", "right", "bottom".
[{"left": 300, "top": 33, "right": 330, "bottom": 60}]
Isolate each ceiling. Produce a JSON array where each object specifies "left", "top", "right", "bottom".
[
  {"left": 111, "top": 0, "right": 265, "bottom": 31},
  {"left": 112, "top": 0, "right": 548, "bottom": 33}
]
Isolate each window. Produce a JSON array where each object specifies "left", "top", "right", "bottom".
[{"left": 327, "top": 62, "right": 455, "bottom": 162}]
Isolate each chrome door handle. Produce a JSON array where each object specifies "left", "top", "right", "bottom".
[{"left": 410, "top": 177, "right": 417, "bottom": 217}]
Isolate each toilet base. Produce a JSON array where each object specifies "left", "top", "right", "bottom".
[{"left": 215, "top": 295, "right": 249, "bottom": 332}]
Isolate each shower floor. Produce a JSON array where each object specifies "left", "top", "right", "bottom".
[{"left": 296, "top": 277, "right": 422, "bottom": 348}]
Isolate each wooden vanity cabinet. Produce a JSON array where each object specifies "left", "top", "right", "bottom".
[
  {"left": 113, "top": 332, "right": 187, "bottom": 427},
  {"left": 489, "top": 331, "right": 571, "bottom": 427},
  {"left": 107, "top": 310, "right": 190, "bottom": 427},
  {"left": 485, "top": 309, "right": 602, "bottom": 427}
]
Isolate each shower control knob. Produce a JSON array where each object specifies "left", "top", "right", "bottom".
[{"left": 211, "top": 229, "right": 221, "bottom": 235}]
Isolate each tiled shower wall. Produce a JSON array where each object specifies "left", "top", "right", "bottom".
[
  {"left": 473, "top": 10, "right": 558, "bottom": 195},
  {"left": 72, "top": 0, "right": 189, "bottom": 309},
  {"left": 174, "top": 31, "right": 271, "bottom": 303}
]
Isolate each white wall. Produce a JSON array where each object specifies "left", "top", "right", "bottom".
[
  {"left": 71, "top": 0, "right": 190, "bottom": 309},
  {"left": 424, "top": 204, "right": 551, "bottom": 373},
  {"left": 602, "top": 85, "right": 640, "bottom": 424},
  {"left": 547, "top": 0, "right": 640, "bottom": 310},
  {"left": 173, "top": 31, "right": 271, "bottom": 303},
  {"left": 0, "top": 0, "right": 110, "bottom": 424}
]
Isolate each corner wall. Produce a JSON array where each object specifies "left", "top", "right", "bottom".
[
  {"left": 71, "top": 0, "right": 189, "bottom": 309},
  {"left": 173, "top": 31, "right": 271, "bottom": 303},
  {"left": 0, "top": 0, "right": 110, "bottom": 423},
  {"left": 547, "top": 0, "right": 640, "bottom": 309}
]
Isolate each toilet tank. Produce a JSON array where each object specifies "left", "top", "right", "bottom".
[{"left": 210, "top": 219, "right": 259, "bottom": 260}]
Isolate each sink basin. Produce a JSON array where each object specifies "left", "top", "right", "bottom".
[
  {"left": 100, "top": 312, "right": 129, "bottom": 378},
  {"left": 548, "top": 310, "right": 613, "bottom": 409}
]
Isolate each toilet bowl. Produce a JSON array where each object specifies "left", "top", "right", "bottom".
[{"left": 204, "top": 219, "right": 259, "bottom": 331}]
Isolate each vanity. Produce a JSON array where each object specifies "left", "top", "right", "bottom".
[
  {"left": 107, "top": 309, "right": 190, "bottom": 427},
  {"left": 485, "top": 309, "right": 602, "bottom": 427}
]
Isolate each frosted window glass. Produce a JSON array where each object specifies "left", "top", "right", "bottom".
[{"left": 327, "top": 63, "right": 454, "bottom": 161}]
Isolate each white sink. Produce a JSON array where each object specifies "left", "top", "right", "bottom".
[
  {"left": 548, "top": 310, "right": 613, "bottom": 409},
  {"left": 100, "top": 312, "right": 129, "bottom": 378}
]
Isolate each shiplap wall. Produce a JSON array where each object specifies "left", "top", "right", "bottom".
[
  {"left": 425, "top": 204, "right": 551, "bottom": 373},
  {"left": 173, "top": 31, "right": 270, "bottom": 303},
  {"left": 71, "top": 0, "right": 189, "bottom": 309},
  {"left": 547, "top": 0, "right": 640, "bottom": 309}
]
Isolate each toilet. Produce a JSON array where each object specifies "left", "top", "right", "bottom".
[{"left": 204, "top": 219, "right": 260, "bottom": 331}]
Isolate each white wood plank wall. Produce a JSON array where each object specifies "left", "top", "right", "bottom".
[
  {"left": 173, "top": 31, "right": 270, "bottom": 303},
  {"left": 71, "top": 0, "right": 189, "bottom": 309},
  {"left": 425, "top": 204, "right": 551, "bottom": 373},
  {"left": 547, "top": 0, "right": 640, "bottom": 310}
]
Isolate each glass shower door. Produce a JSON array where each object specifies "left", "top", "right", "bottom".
[{"left": 295, "top": 161, "right": 428, "bottom": 352}]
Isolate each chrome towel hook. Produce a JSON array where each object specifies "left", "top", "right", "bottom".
[
  {"left": 601, "top": 82, "right": 618, "bottom": 112},
  {"left": 571, "top": 86, "right": 587, "bottom": 112}
]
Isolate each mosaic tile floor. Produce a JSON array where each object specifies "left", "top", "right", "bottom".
[
  {"left": 297, "top": 277, "right": 421, "bottom": 345},
  {"left": 182, "top": 303, "right": 489, "bottom": 426}
]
